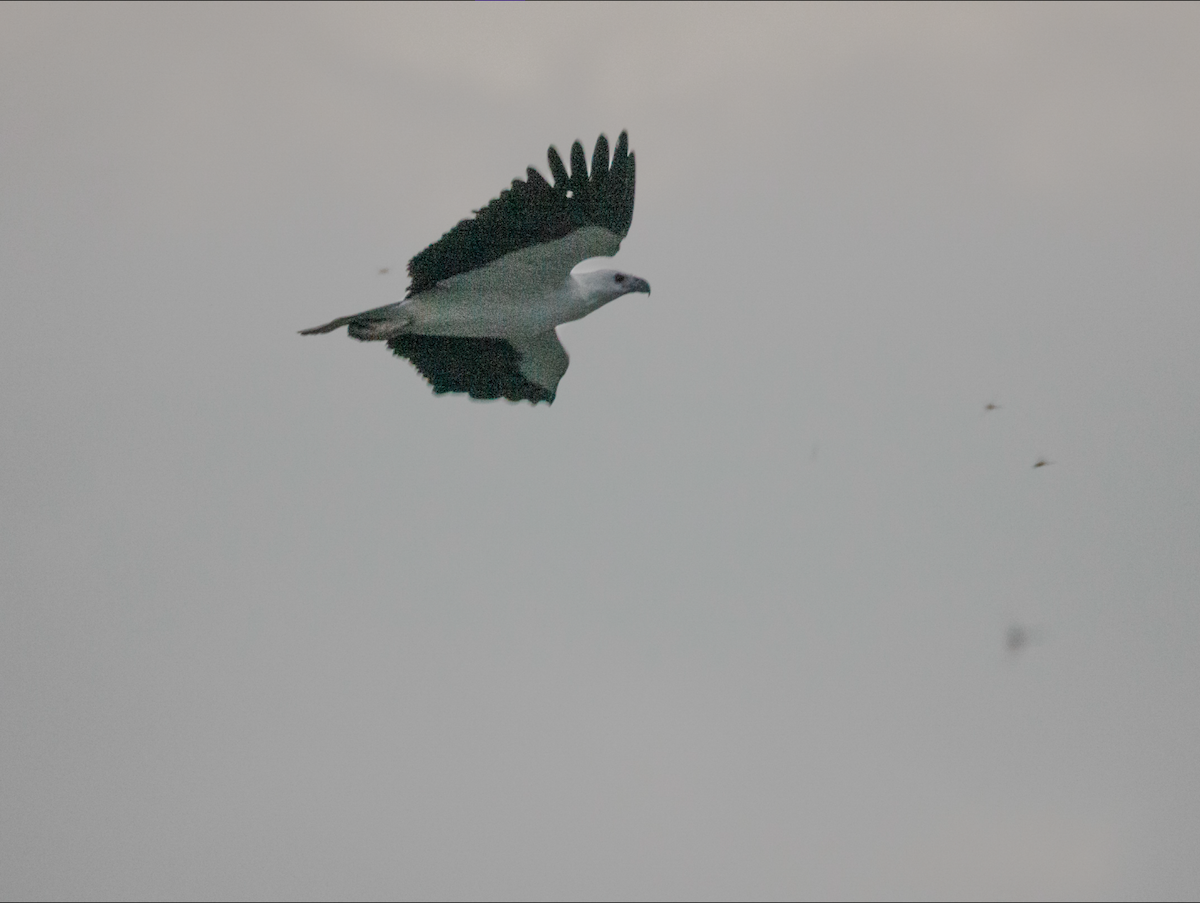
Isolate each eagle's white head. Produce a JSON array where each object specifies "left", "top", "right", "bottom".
[{"left": 573, "top": 269, "right": 652, "bottom": 310}]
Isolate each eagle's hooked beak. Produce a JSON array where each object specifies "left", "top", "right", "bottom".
[{"left": 629, "top": 277, "right": 651, "bottom": 296}]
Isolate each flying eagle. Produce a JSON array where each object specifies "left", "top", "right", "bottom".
[{"left": 301, "top": 132, "right": 650, "bottom": 404}]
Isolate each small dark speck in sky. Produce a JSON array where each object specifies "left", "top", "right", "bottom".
[
  {"left": 1033, "top": 458, "right": 1053, "bottom": 468},
  {"left": 1006, "top": 624, "right": 1033, "bottom": 654}
]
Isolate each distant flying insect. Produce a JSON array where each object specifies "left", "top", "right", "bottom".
[
  {"left": 1006, "top": 623, "right": 1033, "bottom": 654},
  {"left": 1033, "top": 459, "right": 1053, "bottom": 468},
  {"left": 302, "top": 132, "right": 649, "bottom": 404},
  {"left": 984, "top": 402, "right": 1001, "bottom": 412}
]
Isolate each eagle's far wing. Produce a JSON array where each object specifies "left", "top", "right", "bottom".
[
  {"left": 406, "top": 133, "right": 636, "bottom": 296},
  {"left": 388, "top": 329, "right": 569, "bottom": 405}
]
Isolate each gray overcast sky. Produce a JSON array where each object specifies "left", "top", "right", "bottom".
[{"left": 2, "top": 2, "right": 1199, "bottom": 899}]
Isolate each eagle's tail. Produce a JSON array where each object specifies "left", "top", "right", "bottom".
[
  {"left": 299, "top": 315, "right": 356, "bottom": 335},
  {"left": 300, "top": 304, "right": 411, "bottom": 340}
]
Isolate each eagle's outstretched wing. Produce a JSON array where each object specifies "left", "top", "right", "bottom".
[
  {"left": 387, "top": 329, "right": 569, "bottom": 404},
  {"left": 406, "top": 133, "right": 635, "bottom": 296}
]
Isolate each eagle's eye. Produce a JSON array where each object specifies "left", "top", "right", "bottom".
[{"left": 614, "top": 274, "right": 626, "bottom": 284}]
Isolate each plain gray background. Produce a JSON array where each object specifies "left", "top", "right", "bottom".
[{"left": 2, "top": 3, "right": 1199, "bottom": 899}]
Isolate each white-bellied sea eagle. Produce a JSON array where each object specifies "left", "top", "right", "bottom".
[{"left": 301, "top": 132, "right": 649, "bottom": 405}]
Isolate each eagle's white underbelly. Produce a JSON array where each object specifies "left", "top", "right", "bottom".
[{"left": 400, "top": 281, "right": 578, "bottom": 337}]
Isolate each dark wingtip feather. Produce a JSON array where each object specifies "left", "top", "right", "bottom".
[
  {"left": 625, "top": 152, "right": 636, "bottom": 223},
  {"left": 547, "top": 146, "right": 569, "bottom": 190},
  {"left": 591, "top": 134, "right": 610, "bottom": 181},
  {"left": 570, "top": 141, "right": 588, "bottom": 185},
  {"left": 526, "top": 167, "right": 550, "bottom": 190}
]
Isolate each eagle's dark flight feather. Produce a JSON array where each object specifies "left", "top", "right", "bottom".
[{"left": 387, "top": 335, "right": 556, "bottom": 404}]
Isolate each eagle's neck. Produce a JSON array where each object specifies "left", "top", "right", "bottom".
[{"left": 563, "top": 270, "right": 623, "bottom": 322}]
